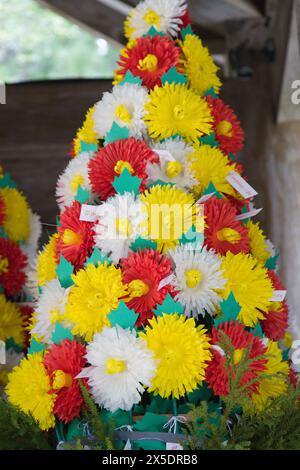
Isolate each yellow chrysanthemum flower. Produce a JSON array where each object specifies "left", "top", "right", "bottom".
[
  {"left": 188, "top": 144, "right": 238, "bottom": 197},
  {"left": 180, "top": 34, "right": 221, "bottom": 96},
  {"left": 221, "top": 252, "right": 274, "bottom": 327},
  {"left": 141, "top": 184, "right": 195, "bottom": 252},
  {"left": 251, "top": 341, "right": 289, "bottom": 411},
  {"left": 0, "top": 295, "right": 24, "bottom": 347},
  {"left": 37, "top": 234, "right": 59, "bottom": 287},
  {"left": 74, "top": 106, "right": 99, "bottom": 157},
  {"left": 140, "top": 314, "right": 211, "bottom": 399},
  {"left": 6, "top": 353, "right": 56, "bottom": 431},
  {"left": 64, "top": 262, "right": 127, "bottom": 341},
  {"left": 144, "top": 83, "right": 212, "bottom": 142},
  {"left": 0, "top": 188, "right": 30, "bottom": 242},
  {"left": 246, "top": 220, "right": 270, "bottom": 265}
]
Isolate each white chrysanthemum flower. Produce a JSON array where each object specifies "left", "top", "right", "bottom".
[
  {"left": 78, "top": 326, "right": 156, "bottom": 413},
  {"left": 31, "top": 279, "right": 70, "bottom": 344},
  {"left": 168, "top": 243, "right": 226, "bottom": 317},
  {"left": 94, "top": 192, "right": 147, "bottom": 264},
  {"left": 147, "top": 138, "right": 196, "bottom": 189},
  {"left": 93, "top": 84, "right": 148, "bottom": 139},
  {"left": 56, "top": 152, "right": 93, "bottom": 210},
  {"left": 26, "top": 210, "right": 42, "bottom": 253},
  {"left": 0, "top": 348, "right": 23, "bottom": 392},
  {"left": 126, "top": 0, "right": 187, "bottom": 39}
]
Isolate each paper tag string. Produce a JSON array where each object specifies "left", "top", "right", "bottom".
[{"left": 163, "top": 416, "right": 187, "bottom": 434}]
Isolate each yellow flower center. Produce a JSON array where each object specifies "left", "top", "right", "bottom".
[
  {"left": 173, "top": 105, "right": 185, "bottom": 120},
  {"left": 128, "top": 279, "right": 149, "bottom": 298},
  {"left": 217, "top": 228, "right": 241, "bottom": 244},
  {"left": 70, "top": 174, "right": 85, "bottom": 193},
  {"left": 138, "top": 54, "right": 158, "bottom": 72},
  {"left": 185, "top": 269, "right": 202, "bottom": 289},
  {"left": 50, "top": 307, "right": 61, "bottom": 324},
  {"left": 114, "top": 104, "right": 132, "bottom": 124},
  {"left": 143, "top": 9, "right": 160, "bottom": 27},
  {"left": 0, "top": 256, "right": 9, "bottom": 275},
  {"left": 114, "top": 160, "right": 134, "bottom": 175},
  {"left": 62, "top": 229, "right": 83, "bottom": 246},
  {"left": 166, "top": 161, "right": 182, "bottom": 179},
  {"left": 52, "top": 370, "right": 73, "bottom": 389},
  {"left": 106, "top": 358, "right": 126, "bottom": 375},
  {"left": 233, "top": 348, "right": 244, "bottom": 365},
  {"left": 217, "top": 120, "right": 233, "bottom": 137},
  {"left": 115, "top": 217, "right": 133, "bottom": 237}
]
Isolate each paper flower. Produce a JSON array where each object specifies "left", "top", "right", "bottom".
[
  {"left": 0, "top": 188, "right": 30, "bottom": 242},
  {"left": 64, "top": 262, "right": 127, "bottom": 341},
  {"left": 221, "top": 253, "right": 274, "bottom": 327},
  {"left": 180, "top": 34, "right": 221, "bottom": 96},
  {"left": 246, "top": 220, "right": 272, "bottom": 266},
  {"left": 89, "top": 138, "right": 158, "bottom": 201},
  {"left": 144, "top": 83, "right": 212, "bottom": 142},
  {"left": 141, "top": 184, "right": 195, "bottom": 252},
  {"left": 0, "top": 295, "right": 24, "bottom": 347},
  {"left": 124, "top": 0, "right": 188, "bottom": 40},
  {"left": 20, "top": 304, "right": 34, "bottom": 350},
  {"left": 73, "top": 106, "right": 98, "bottom": 157},
  {"left": 0, "top": 237, "right": 27, "bottom": 296},
  {"left": 117, "top": 35, "right": 180, "bottom": 89},
  {"left": 80, "top": 326, "right": 156, "bottom": 412},
  {"left": 24, "top": 210, "right": 42, "bottom": 254},
  {"left": 6, "top": 353, "right": 56, "bottom": 431},
  {"left": 147, "top": 137, "right": 196, "bottom": 189},
  {"left": 140, "top": 314, "right": 211, "bottom": 398},
  {"left": 260, "top": 271, "right": 289, "bottom": 341},
  {"left": 94, "top": 193, "right": 146, "bottom": 264},
  {"left": 188, "top": 145, "right": 239, "bottom": 197},
  {"left": 207, "top": 96, "right": 244, "bottom": 155},
  {"left": 121, "top": 248, "right": 173, "bottom": 326},
  {"left": 204, "top": 197, "right": 250, "bottom": 255},
  {"left": 37, "top": 234, "right": 59, "bottom": 288},
  {"left": 57, "top": 201, "right": 95, "bottom": 267},
  {"left": 31, "top": 279, "right": 70, "bottom": 344},
  {"left": 44, "top": 339, "right": 87, "bottom": 423},
  {"left": 168, "top": 244, "right": 226, "bottom": 316},
  {"left": 56, "top": 153, "right": 93, "bottom": 210},
  {"left": 205, "top": 321, "right": 267, "bottom": 397},
  {"left": 93, "top": 84, "right": 148, "bottom": 139},
  {"left": 251, "top": 340, "right": 289, "bottom": 411}
]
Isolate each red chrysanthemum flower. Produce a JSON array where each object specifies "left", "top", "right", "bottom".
[
  {"left": 121, "top": 249, "right": 173, "bottom": 327},
  {"left": 204, "top": 197, "right": 250, "bottom": 255},
  {"left": 179, "top": 9, "right": 192, "bottom": 29},
  {"left": 0, "top": 237, "right": 27, "bottom": 296},
  {"left": 57, "top": 201, "right": 95, "bottom": 267},
  {"left": 117, "top": 36, "right": 180, "bottom": 89},
  {"left": 289, "top": 366, "right": 298, "bottom": 388},
  {"left": 206, "top": 321, "right": 267, "bottom": 397},
  {"left": 207, "top": 96, "right": 244, "bottom": 156},
  {"left": 260, "top": 271, "right": 289, "bottom": 341},
  {"left": 89, "top": 138, "right": 158, "bottom": 201},
  {"left": 44, "top": 339, "right": 87, "bottom": 424},
  {"left": 21, "top": 304, "right": 34, "bottom": 350}
]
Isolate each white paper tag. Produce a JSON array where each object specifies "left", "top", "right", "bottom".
[
  {"left": 124, "top": 439, "right": 132, "bottom": 450},
  {"left": 166, "top": 442, "right": 183, "bottom": 451},
  {"left": 236, "top": 208, "right": 263, "bottom": 221},
  {"left": 80, "top": 204, "right": 99, "bottom": 222},
  {"left": 226, "top": 171, "right": 258, "bottom": 199},
  {"left": 270, "top": 290, "right": 287, "bottom": 302},
  {"left": 158, "top": 274, "right": 175, "bottom": 291},
  {"left": 153, "top": 149, "right": 175, "bottom": 162},
  {"left": 196, "top": 192, "right": 216, "bottom": 204}
]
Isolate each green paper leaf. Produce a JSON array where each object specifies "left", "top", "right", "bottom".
[
  {"left": 56, "top": 255, "right": 74, "bottom": 289},
  {"left": 108, "top": 301, "right": 139, "bottom": 329},
  {"left": 56, "top": 215, "right": 61, "bottom": 227},
  {"left": 241, "top": 204, "right": 250, "bottom": 224},
  {"left": 51, "top": 322, "right": 74, "bottom": 344},
  {"left": 214, "top": 292, "right": 241, "bottom": 327},
  {"left": 85, "top": 247, "right": 111, "bottom": 267},
  {"left": 101, "top": 409, "right": 130, "bottom": 429},
  {"left": 0, "top": 285, "right": 4, "bottom": 294},
  {"left": 0, "top": 227, "right": 8, "bottom": 239},
  {"left": 143, "top": 26, "right": 164, "bottom": 38},
  {"left": 150, "top": 179, "right": 175, "bottom": 188},
  {"left": 282, "top": 349, "right": 290, "bottom": 362},
  {"left": 75, "top": 186, "right": 90, "bottom": 204},
  {"left": 154, "top": 293, "right": 184, "bottom": 316},
  {"left": 204, "top": 86, "right": 219, "bottom": 99},
  {"left": 199, "top": 132, "right": 219, "bottom": 148},
  {"left": 265, "top": 254, "right": 279, "bottom": 271},
  {"left": 0, "top": 173, "right": 17, "bottom": 188},
  {"left": 180, "top": 224, "right": 204, "bottom": 246},
  {"left": 105, "top": 122, "right": 130, "bottom": 145},
  {"left": 229, "top": 152, "right": 236, "bottom": 161},
  {"left": 161, "top": 66, "right": 187, "bottom": 85},
  {"left": 203, "top": 182, "right": 222, "bottom": 199},
  {"left": 112, "top": 168, "right": 142, "bottom": 196},
  {"left": 251, "top": 323, "right": 264, "bottom": 337},
  {"left": 146, "top": 395, "right": 172, "bottom": 414},
  {"left": 120, "top": 70, "right": 143, "bottom": 86},
  {"left": 80, "top": 141, "right": 98, "bottom": 153},
  {"left": 66, "top": 418, "right": 85, "bottom": 442},
  {"left": 130, "top": 237, "right": 157, "bottom": 252},
  {"left": 188, "top": 383, "right": 212, "bottom": 404},
  {"left": 28, "top": 338, "right": 46, "bottom": 355},
  {"left": 38, "top": 286, "right": 43, "bottom": 295},
  {"left": 5, "top": 337, "right": 23, "bottom": 354},
  {"left": 181, "top": 25, "right": 194, "bottom": 40},
  {"left": 134, "top": 412, "right": 168, "bottom": 433}
]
